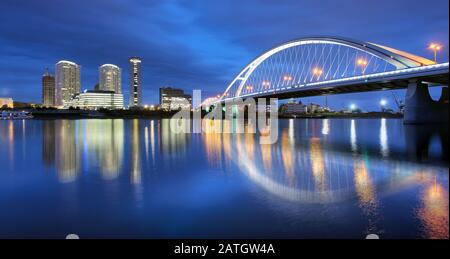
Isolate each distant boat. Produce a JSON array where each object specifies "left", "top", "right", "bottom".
[{"left": 1, "top": 110, "right": 33, "bottom": 120}]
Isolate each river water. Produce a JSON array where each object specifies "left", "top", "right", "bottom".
[{"left": 0, "top": 118, "right": 448, "bottom": 238}]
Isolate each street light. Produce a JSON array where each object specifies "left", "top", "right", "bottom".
[
  {"left": 356, "top": 58, "right": 368, "bottom": 75},
  {"left": 262, "top": 80, "right": 270, "bottom": 89},
  {"left": 350, "top": 103, "right": 356, "bottom": 111},
  {"left": 312, "top": 68, "right": 323, "bottom": 80},
  {"left": 380, "top": 99, "right": 387, "bottom": 112},
  {"left": 429, "top": 43, "right": 442, "bottom": 63},
  {"left": 283, "top": 75, "right": 293, "bottom": 81}
]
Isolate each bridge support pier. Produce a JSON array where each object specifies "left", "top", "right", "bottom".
[{"left": 403, "top": 81, "right": 449, "bottom": 124}]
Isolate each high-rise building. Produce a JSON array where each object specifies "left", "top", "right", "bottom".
[
  {"left": 99, "top": 64, "right": 121, "bottom": 93},
  {"left": 66, "top": 90, "right": 124, "bottom": 110},
  {"left": 129, "top": 57, "right": 142, "bottom": 107},
  {"left": 42, "top": 68, "right": 56, "bottom": 107},
  {"left": 55, "top": 60, "right": 80, "bottom": 107},
  {"left": 159, "top": 87, "right": 192, "bottom": 111}
]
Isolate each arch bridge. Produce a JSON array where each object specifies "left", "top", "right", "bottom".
[{"left": 216, "top": 37, "right": 449, "bottom": 123}]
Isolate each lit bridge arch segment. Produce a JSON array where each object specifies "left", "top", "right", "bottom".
[{"left": 220, "top": 37, "right": 435, "bottom": 100}]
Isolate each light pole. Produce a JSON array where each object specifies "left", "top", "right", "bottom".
[
  {"left": 262, "top": 80, "right": 270, "bottom": 89},
  {"left": 312, "top": 68, "right": 323, "bottom": 81},
  {"left": 357, "top": 58, "right": 368, "bottom": 75},
  {"left": 283, "top": 75, "right": 293, "bottom": 81},
  {"left": 380, "top": 99, "right": 387, "bottom": 112},
  {"left": 429, "top": 43, "right": 442, "bottom": 64}
]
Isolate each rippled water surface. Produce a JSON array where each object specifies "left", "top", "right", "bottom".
[{"left": 0, "top": 118, "right": 448, "bottom": 238}]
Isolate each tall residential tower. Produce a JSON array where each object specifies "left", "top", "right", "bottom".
[
  {"left": 42, "top": 68, "right": 56, "bottom": 107},
  {"left": 99, "top": 64, "right": 121, "bottom": 93},
  {"left": 128, "top": 57, "right": 142, "bottom": 107},
  {"left": 55, "top": 60, "right": 80, "bottom": 106}
]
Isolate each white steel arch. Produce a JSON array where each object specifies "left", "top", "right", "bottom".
[{"left": 221, "top": 37, "right": 435, "bottom": 99}]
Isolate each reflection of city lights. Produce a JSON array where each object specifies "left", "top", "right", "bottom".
[
  {"left": 380, "top": 118, "right": 389, "bottom": 157},
  {"left": 288, "top": 119, "right": 294, "bottom": 141},
  {"left": 310, "top": 138, "right": 326, "bottom": 192},
  {"left": 350, "top": 119, "right": 357, "bottom": 152},
  {"left": 261, "top": 142, "right": 272, "bottom": 173},
  {"left": 203, "top": 122, "right": 223, "bottom": 168},
  {"left": 130, "top": 119, "right": 141, "bottom": 185},
  {"left": 354, "top": 158, "right": 379, "bottom": 232},
  {"left": 150, "top": 120, "right": 155, "bottom": 164},
  {"left": 417, "top": 179, "right": 449, "bottom": 239},
  {"left": 281, "top": 131, "right": 295, "bottom": 185},
  {"left": 321, "top": 119, "right": 329, "bottom": 135},
  {"left": 145, "top": 126, "right": 149, "bottom": 162}
]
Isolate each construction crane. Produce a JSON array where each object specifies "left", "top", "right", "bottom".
[{"left": 392, "top": 92, "right": 405, "bottom": 114}]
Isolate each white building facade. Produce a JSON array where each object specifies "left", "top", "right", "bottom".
[
  {"left": 66, "top": 90, "right": 124, "bottom": 110},
  {"left": 99, "top": 64, "right": 121, "bottom": 93},
  {"left": 55, "top": 60, "right": 81, "bottom": 107}
]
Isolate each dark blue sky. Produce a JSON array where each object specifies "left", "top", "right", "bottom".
[{"left": 0, "top": 0, "right": 448, "bottom": 110}]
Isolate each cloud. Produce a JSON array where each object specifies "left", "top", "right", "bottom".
[{"left": 0, "top": 0, "right": 448, "bottom": 109}]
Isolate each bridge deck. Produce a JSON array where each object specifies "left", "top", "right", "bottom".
[{"left": 220, "top": 63, "right": 449, "bottom": 102}]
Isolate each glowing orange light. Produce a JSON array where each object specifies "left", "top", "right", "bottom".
[
  {"left": 283, "top": 75, "right": 293, "bottom": 81},
  {"left": 262, "top": 80, "right": 270, "bottom": 88},
  {"left": 429, "top": 43, "right": 442, "bottom": 50},
  {"left": 429, "top": 43, "right": 443, "bottom": 63},
  {"left": 312, "top": 68, "right": 323, "bottom": 75},
  {"left": 357, "top": 58, "right": 368, "bottom": 66}
]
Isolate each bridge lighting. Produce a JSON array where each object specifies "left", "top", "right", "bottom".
[
  {"left": 357, "top": 59, "right": 368, "bottom": 66},
  {"left": 357, "top": 58, "right": 368, "bottom": 74},
  {"left": 283, "top": 75, "right": 293, "bottom": 81},
  {"left": 429, "top": 43, "right": 442, "bottom": 63},
  {"left": 312, "top": 68, "right": 323, "bottom": 80},
  {"left": 262, "top": 81, "right": 270, "bottom": 88},
  {"left": 246, "top": 85, "right": 253, "bottom": 91},
  {"left": 313, "top": 68, "right": 323, "bottom": 74}
]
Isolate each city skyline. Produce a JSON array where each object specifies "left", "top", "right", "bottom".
[{"left": 0, "top": 0, "right": 448, "bottom": 110}]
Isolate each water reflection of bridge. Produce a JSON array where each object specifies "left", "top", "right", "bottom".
[
  {"left": 202, "top": 119, "right": 448, "bottom": 238},
  {"left": 1, "top": 118, "right": 446, "bottom": 238},
  {"left": 203, "top": 119, "right": 447, "bottom": 203}
]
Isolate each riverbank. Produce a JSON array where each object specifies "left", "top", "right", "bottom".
[
  {"left": 17, "top": 109, "right": 182, "bottom": 119},
  {"left": 279, "top": 112, "right": 403, "bottom": 119},
  {"left": 1, "top": 108, "right": 403, "bottom": 120}
]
